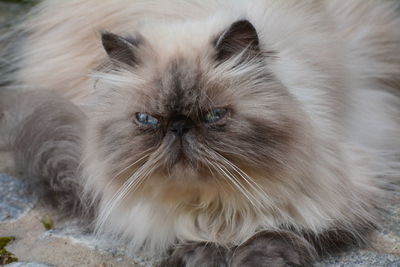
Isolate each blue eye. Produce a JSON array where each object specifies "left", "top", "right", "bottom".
[
  {"left": 204, "top": 108, "right": 227, "bottom": 123},
  {"left": 135, "top": 112, "right": 159, "bottom": 126}
]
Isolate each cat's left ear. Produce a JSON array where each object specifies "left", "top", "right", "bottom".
[
  {"left": 101, "top": 32, "right": 141, "bottom": 66},
  {"left": 214, "top": 20, "right": 260, "bottom": 61}
]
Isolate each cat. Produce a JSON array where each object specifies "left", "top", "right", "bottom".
[{"left": 1, "top": 0, "right": 400, "bottom": 266}]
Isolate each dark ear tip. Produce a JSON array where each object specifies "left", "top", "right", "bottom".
[
  {"left": 228, "top": 19, "right": 259, "bottom": 45},
  {"left": 231, "top": 20, "right": 256, "bottom": 30},
  {"left": 101, "top": 31, "right": 113, "bottom": 40},
  {"left": 214, "top": 19, "right": 260, "bottom": 61},
  {"left": 101, "top": 31, "right": 111, "bottom": 37},
  {"left": 100, "top": 31, "right": 140, "bottom": 66},
  {"left": 101, "top": 32, "right": 120, "bottom": 46}
]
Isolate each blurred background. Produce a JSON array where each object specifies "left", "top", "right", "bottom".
[{"left": 0, "top": 0, "right": 35, "bottom": 27}]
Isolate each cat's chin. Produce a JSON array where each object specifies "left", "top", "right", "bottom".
[{"left": 162, "top": 163, "right": 209, "bottom": 183}]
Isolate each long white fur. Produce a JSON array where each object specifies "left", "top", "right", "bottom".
[{"left": 7, "top": 0, "right": 400, "bottom": 256}]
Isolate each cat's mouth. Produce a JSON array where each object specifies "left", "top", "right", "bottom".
[
  {"left": 165, "top": 136, "right": 194, "bottom": 168},
  {"left": 172, "top": 147, "right": 188, "bottom": 165}
]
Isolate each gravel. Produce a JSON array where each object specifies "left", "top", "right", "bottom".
[{"left": 0, "top": 174, "right": 37, "bottom": 222}]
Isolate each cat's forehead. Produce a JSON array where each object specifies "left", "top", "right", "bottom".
[
  {"left": 136, "top": 49, "right": 237, "bottom": 118},
  {"left": 154, "top": 58, "right": 209, "bottom": 116}
]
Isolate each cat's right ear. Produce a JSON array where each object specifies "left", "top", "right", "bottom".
[{"left": 101, "top": 32, "right": 141, "bottom": 66}]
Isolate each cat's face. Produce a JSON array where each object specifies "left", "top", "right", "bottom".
[{"left": 87, "top": 20, "right": 305, "bottom": 201}]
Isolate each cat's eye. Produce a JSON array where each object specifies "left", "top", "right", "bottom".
[
  {"left": 135, "top": 112, "right": 159, "bottom": 126},
  {"left": 204, "top": 108, "right": 227, "bottom": 124}
]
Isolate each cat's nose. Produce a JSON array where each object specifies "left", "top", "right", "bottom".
[{"left": 169, "top": 117, "right": 192, "bottom": 137}]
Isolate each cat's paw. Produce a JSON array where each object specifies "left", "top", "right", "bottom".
[
  {"left": 230, "top": 231, "right": 316, "bottom": 267},
  {"left": 160, "top": 242, "right": 228, "bottom": 267}
]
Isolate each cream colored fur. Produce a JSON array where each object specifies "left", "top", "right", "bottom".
[{"left": 7, "top": 0, "right": 400, "bottom": 256}]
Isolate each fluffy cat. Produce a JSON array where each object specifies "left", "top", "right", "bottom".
[{"left": 1, "top": 0, "right": 400, "bottom": 266}]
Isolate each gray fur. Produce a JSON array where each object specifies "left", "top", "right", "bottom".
[
  {"left": 230, "top": 231, "right": 316, "bottom": 267},
  {"left": 161, "top": 243, "right": 229, "bottom": 267},
  {"left": 0, "top": 17, "right": 28, "bottom": 88},
  {"left": 162, "top": 231, "right": 316, "bottom": 267},
  {"left": 1, "top": 90, "right": 87, "bottom": 213}
]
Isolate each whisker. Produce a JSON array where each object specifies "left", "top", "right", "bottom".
[
  {"left": 210, "top": 150, "right": 275, "bottom": 207},
  {"left": 203, "top": 158, "right": 233, "bottom": 195},
  {"left": 106, "top": 151, "right": 152, "bottom": 186},
  {"left": 96, "top": 150, "right": 164, "bottom": 231},
  {"left": 217, "top": 154, "right": 273, "bottom": 203},
  {"left": 208, "top": 158, "right": 264, "bottom": 215},
  {"left": 197, "top": 145, "right": 275, "bottom": 215},
  {"left": 96, "top": 163, "right": 152, "bottom": 231}
]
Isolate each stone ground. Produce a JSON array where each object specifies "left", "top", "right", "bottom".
[{"left": 0, "top": 1, "right": 400, "bottom": 267}]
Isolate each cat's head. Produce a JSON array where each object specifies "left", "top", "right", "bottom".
[{"left": 85, "top": 19, "right": 308, "bottom": 207}]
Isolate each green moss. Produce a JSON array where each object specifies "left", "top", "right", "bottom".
[
  {"left": 0, "top": 237, "right": 15, "bottom": 248},
  {"left": 41, "top": 215, "right": 54, "bottom": 230},
  {"left": 0, "top": 236, "right": 18, "bottom": 265}
]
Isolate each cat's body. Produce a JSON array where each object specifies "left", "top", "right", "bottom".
[{"left": 1, "top": 0, "right": 400, "bottom": 266}]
